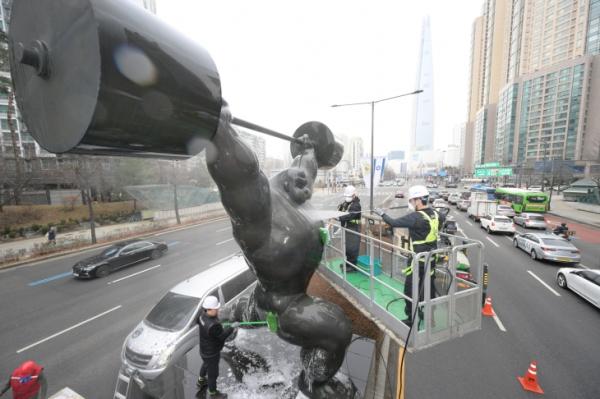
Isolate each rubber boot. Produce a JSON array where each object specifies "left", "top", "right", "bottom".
[
  {"left": 196, "top": 376, "right": 207, "bottom": 389},
  {"left": 208, "top": 390, "right": 228, "bottom": 399}
]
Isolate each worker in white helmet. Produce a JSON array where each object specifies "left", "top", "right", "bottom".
[
  {"left": 375, "top": 185, "right": 445, "bottom": 326},
  {"left": 337, "top": 185, "right": 361, "bottom": 272},
  {"left": 197, "top": 295, "right": 238, "bottom": 398}
]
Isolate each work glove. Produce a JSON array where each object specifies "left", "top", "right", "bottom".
[{"left": 230, "top": 322, "right": 240, "bottom": 328}]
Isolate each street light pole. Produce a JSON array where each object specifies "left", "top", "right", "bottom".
[
  {"left": 370, "top": 101, "right": 375, "bottom": 213},
  {"left": 331, "top": 89, "right": 423, "bottom": 212}
]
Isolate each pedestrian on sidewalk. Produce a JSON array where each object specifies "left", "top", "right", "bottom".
[
  {"left": 0, "top": 360, "right": 47, "bottom": 399},
  {"left": 47, "top": 227, "right": 56, "bottom": 246},
  {"left": 197, "top": 296, "right": 237, "bottom": 399}
]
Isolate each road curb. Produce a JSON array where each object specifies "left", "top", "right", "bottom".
[{"left": 0, "top": 214, "right": 229, "bottom": 271}]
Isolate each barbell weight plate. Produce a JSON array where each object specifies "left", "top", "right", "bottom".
[
  {"left": 290, "top": 121, "right": 344, "bottom": 169},
  {"left": 9, "top": 0, "right": 222, "bottom": 159}
]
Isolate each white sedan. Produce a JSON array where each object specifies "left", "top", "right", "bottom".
[
  {"left": 480, "top": 215, "right": 515, "bottom": 235},
  {"left": 556, "top": 268, "right": 600, "bottom": 309}
]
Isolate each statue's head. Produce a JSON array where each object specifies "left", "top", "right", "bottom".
[{"left": 283, "top": 167, "right": 313, "bottom": 205}]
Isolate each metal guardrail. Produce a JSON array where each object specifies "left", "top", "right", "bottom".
[{"left": 320, "top": 222, "right": 485, "bottom": 350}]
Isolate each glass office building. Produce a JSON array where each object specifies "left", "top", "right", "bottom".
[
  {"left": 516, "top": 62, "right": 585, "bottom": 163},
  {"left": 495, "top": 83, "right": 519, "bottom": 164}
]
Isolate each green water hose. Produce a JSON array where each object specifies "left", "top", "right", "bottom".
[{"left": 223, "top": 311, "right": 278, "bottom": 333}]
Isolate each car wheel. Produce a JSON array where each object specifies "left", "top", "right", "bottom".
[
  {"left": 513, "top": 238, "right": 518, "bottom": 247},
  {"left": 486, "top": 226, "right": 491, "bottom": 234},
  {"left": 556, "top": 273, "right": 567, "bottom": 288},
  {"left": 530, "top": 250, "right": 538, "bottom": 261},
  {"left": 95, "top": 265, "right": 110, "bottom": 278},
  {"left": 151, "top": 249, "right": 163, "bottom": 260}
]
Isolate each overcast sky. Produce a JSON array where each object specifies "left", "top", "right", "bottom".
[{"left": 157, "top": 0, "right": 483, "bottom": 159}]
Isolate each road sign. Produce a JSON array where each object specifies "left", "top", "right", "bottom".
[{"left": 474, "top": 167, "right": 513, "bottom": 177}]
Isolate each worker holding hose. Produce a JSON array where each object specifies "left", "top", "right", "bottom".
[
  {"left": 375, "top": 185, "right": 445, "bottom": 326},
  {"left": 197, "top": 296, "right": 238, "bottom": 398}
]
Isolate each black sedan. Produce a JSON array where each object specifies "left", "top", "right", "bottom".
[{"left": 72, "top": 239, "right": 168, "bottom": 278}]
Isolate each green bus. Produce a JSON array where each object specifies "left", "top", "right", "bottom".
[{"left": 494, "top": 188, "right": 549, "bottom": 213}]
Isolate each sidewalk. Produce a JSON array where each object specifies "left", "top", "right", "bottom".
[
  {"left": 0, "top": 205, "right": 226, "bottom": 266},
  {"left": 548, "top": 195, "right": 600, "bottom": 228}
]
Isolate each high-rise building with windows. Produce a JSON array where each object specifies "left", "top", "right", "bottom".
[
  {"left": 464, "top": 0, "right": 600, "bottom": 171},
  {"left": 464, "top": 0, "right": 511, "bottom": 171}
]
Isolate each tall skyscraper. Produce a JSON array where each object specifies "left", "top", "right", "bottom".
[
  {"left": 464, "top": 0, "right": 600, "bottom": 172},
  {"left": 411, "top": 17, "right": 434, "bottom": 153}
]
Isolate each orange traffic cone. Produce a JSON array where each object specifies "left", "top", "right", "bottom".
[
  {"left": 517, "top": 361, "right": 544, "bottom": 394},
  {"left": 482, "top": 296, "right": 495, "bottom": 317}
]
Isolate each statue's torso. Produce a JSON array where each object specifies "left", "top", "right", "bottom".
[{"left": 234, "top": 186, "right": 323, "bottom": 297}]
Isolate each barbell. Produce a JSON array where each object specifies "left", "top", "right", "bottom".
[{"left": 8, "top": 0, "right": 343, "bottom": 169}]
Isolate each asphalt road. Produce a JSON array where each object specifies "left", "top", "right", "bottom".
[
  {"left": 0, "top": 187, "right": 397, "bottom": 398},
  {"left": 1, "top": 185, "right": 598, "bottom": 398},
  {"left": 0, "top": 218, "right": 241, "bottom": 398},
  {"left": 405, "top": 190, "right": 600, "bottom": 399}
]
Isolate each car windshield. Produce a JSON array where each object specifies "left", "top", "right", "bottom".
[
  {"left": 494, "top": 217, "right": 511, "bottom": 223},
  {"left": 498, "top": 206, "right": 511, "bottom": 210},
  {"left": 529, "top": 215, "right": 545, "bottom": 221},
  {"left": 540, "top": 238, "right": 571, "bottom": 247},
  {"left": 145, "top": 292, "right": 200, "bottom": 332},
  {"left": 101, "top": 246, "right": 120, "bottom": 257}
]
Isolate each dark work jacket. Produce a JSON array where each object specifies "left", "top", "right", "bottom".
[
  {"left": 338, "top": 197, "right": 361, "bottom": 231},
  {"left": 382, "top": 207, "right": 445, "bottom": 254},
  {"left": 198, "top": 312, "right": 234, "bottom": 358}
]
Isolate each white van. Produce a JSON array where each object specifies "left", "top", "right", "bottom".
[{"left": 120, "top": 255, "right": 256, "bottom": 387}]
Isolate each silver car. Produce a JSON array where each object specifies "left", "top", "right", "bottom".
[
  {"left": 513, "top": 212, "right": 547, "bottom": 229},
  {"left": 496, "top": 205, "right": 516, "bottom": 218},
  {"left": 513, "top": 232, "right": 580, "bottom": 264},
  {"left": 556, "top": 268, "right": 600, "bottom": 309},
  {"left": 457, "top": 199, "right": 470, "bottom": 211},
  {"left": 120, "top": 255, "right": 256, "bottom": 394}
]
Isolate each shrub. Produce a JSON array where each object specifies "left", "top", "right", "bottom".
[
  {"left": 40, "top": 226, "right": 48, "bottom": 235},
  {"left": 18, "top": 227, "right": 25, "bottom": 237},
  {"left": 8, "top": 231, "right": 17, "bottom": 238},
  {"left": 31, "top": 224, "right": 41, "bottom": 231}
]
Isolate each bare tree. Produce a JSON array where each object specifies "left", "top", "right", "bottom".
[{"left": 60, "top": 156, "right": 103, "bottom": 243}]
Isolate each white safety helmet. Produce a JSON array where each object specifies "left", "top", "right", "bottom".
[
  {"left": 408, "top": 185, "right": 430, "bottom": 201},
  {"left": 202, "top": 295, "right": 221, "bottom": 310},
  {"left": 344, "top": 185, "right": 356, "bottom": 202}
]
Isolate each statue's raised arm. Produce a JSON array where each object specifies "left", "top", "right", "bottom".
[{"left": 206, "top": 104, "right": 271, "bottom": 251}]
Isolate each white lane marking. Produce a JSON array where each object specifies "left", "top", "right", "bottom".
[
  {"left": 107, "top": 265, "right": 162, "bottom": 285},
  {"left": 216, "top": 226, "right": 231, "bottom": 232},
  {"left": 527, "top": 270, "right": 561, "bottom": 297},
  {"left": 485, "top": 237, "right": 500, "bottom": 247},
  {"left": 579, "top": 264, "right": 590, "bottom": 270},
  {"left": 457, "top": 228, "right": 467, "bottom": 238},
  {"left": 216, "top": 238, "right": 234, "bottom": 246},
  {"left": 493, "top": 312, "right": 507, "bottom": 332},
  {"left": 209, "top": 253, "right": 237, "bottom": 267},
  {"left": 505, "top": 236, "right": 513, "bottom": 242},
  {"left": 465, "top": 221, "right": 473, "bottom": 226},
  {"left": 16, "top": 305, "right": 122, "bottom": 353}
]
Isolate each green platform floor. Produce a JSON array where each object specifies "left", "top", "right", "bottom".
[{"left": 324, "top": 257, "right": 449, "bottom": 332}]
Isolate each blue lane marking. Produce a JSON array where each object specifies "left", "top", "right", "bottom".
[
  {"left": 29, "top": 271, "right": 73, "bottom": 287},
  {"left": 167, "top": 241, "right": 181, "bottom": 247}
]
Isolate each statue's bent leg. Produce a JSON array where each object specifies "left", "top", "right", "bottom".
[{"left": 277, "top": 294, "right": 352, "bottom": 384}]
